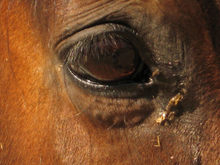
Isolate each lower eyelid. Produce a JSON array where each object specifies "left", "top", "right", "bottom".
[
  {"left": 64, "top": 73, "right": 155, "bottom": 128},
  {"left": 65, "top": 65, "right": 157, "bottom": 98}
]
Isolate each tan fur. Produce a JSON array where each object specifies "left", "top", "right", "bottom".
[{"left": 0, "top": 0, "right": 219, "bottom": 164}]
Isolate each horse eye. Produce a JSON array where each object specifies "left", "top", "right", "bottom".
[
  {"left": 60, "top": 24, "right": 151, "bottom": 85},
  {"left": 69, "top": 33, "right": 140, "bottom": 82}
]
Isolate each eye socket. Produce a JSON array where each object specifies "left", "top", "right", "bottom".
[{"left": 57, "top": 24, "right": 152, "bottom": 86}]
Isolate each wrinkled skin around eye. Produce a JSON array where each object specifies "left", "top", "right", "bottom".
[{"left": 0, "top": 0, "right": 219, "bottom": 165}]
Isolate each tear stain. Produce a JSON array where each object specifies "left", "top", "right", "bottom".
[{"left": 156, "top": 89, "right": 186, "bottom": 125}]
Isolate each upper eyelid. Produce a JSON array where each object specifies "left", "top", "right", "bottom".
[
  {"left": 52, "top": 1, "right": 134, "bottom": 48},
  {"left": 55, "top": 23, "right": 138, "bottom": 57}
]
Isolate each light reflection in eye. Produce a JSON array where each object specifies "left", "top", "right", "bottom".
[
  {"left": 62, "top": 24, "right": 152, "bottom": 85},
  {"left": 68, "top": 33, "right": 141, "bottom": 82}
]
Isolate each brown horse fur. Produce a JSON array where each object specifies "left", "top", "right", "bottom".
[{"left": 0, "top": 0, "right": 219, "bottom": 164}]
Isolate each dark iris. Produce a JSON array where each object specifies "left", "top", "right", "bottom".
[{"left": 65, "top": 27, "right": 151, "bottom": 84}]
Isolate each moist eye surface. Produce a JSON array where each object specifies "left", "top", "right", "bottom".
[
  {"left": 68, "top": 32, "right": 141, "bottom": 82},
  {"left": 58, "top": 23, "right": 152, "bottom": 85}
]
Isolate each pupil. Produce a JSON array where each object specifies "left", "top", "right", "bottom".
[{"left": 77, "top": 34, "right": 140, "bottom": 82}]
